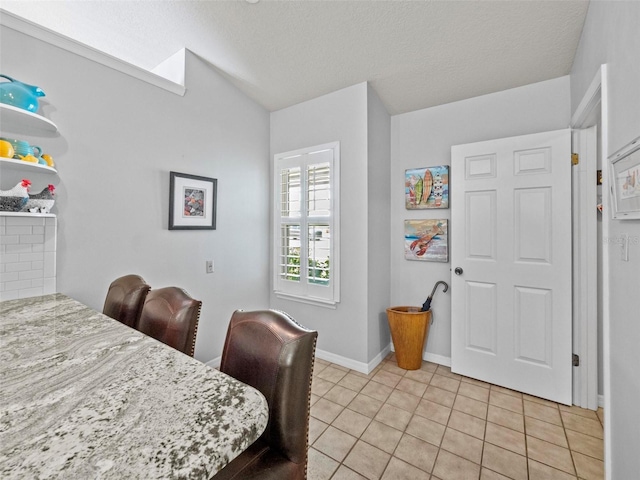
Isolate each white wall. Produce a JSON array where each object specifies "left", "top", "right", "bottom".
[
  {"left": 366, "top": 85, "right": 391, "bottom": 360},
  {"left": 390, "top": 76, "right": 571, "bottom": 361},
  {"left": 570, "top": 2, "right": 640, "bottom": 477},
  {"left": 0, "top": 26, "right": 271, "bottom": 363},
  {"left": 270, "top": 83, "right": 371, "bottom": 367}
]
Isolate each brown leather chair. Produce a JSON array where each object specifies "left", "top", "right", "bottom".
[
  {"left": 213, "top": 310, "right": 318, "bottom": 480},
  {"left": 137, "top": 287, "right": 202, "bottom": 356},
  {"left": 102, "top": 274, "right": 150, "bottom": 329}
]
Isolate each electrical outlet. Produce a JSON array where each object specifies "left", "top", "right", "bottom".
[{"left": 206, "top": 260, "right": 214, "bottom": 273}]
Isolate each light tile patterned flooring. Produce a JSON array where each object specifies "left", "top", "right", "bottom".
[{"left": 308, "top": 354, "right": 604, "bottom": 480}]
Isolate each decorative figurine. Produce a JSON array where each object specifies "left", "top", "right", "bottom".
[
  {"left": 0, "top": 179, "right": 31, "bottom": 211},
  {"left": 23, "top": 184, "right": 55, "bottom": 213},
  {"left": 0, "top": 74, "right": 45, "bottom": 113}
]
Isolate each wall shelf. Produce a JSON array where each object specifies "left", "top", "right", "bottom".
[
  {"left": 0, "top": 104, "right": 59, "bottom": 176},
  {"left": 0, "top": 103, "right": 58, "bottom": 135},
  {"left": 0, "top": 211, "right": 56, "bottom": 218},
  {"left": 0, "top": 157, "right": 57, "bottom": 175}
]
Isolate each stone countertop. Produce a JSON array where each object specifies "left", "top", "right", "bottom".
[{"left": 0, "top": 294, "right": 268, "bottom": 479}]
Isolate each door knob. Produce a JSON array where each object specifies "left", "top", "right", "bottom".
[{"left": 454, "top": 267, "right": 463, "bottom": 275}]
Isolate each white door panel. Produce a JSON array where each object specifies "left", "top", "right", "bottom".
[{"left": 451, "top": 129, "right": 572, "bottom": 405}]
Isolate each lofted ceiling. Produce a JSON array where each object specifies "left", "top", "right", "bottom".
[{"left": 1, "top": 0, "right": 589, "bottom": 115}]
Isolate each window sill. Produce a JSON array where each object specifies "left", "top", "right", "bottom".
[{"left": 274, "top": 291, "right": 338, "bottom": 309}]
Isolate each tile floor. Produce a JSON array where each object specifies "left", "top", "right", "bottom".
[{"left": 308, "top": 354, "right": 604, "bottom": 480}]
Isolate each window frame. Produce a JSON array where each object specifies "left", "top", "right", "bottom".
[{"left": 272, "top": 141, "right": 340, "bottom": 307}]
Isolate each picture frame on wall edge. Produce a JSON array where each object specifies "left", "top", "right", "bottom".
[
  {"left": 169, "top": 171, "right": 217, "bottom": 230},
  {"left": 609, "top": 135, "right": 640, "bottom": 220}
]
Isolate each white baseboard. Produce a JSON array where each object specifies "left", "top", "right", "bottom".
[
  {"left": 316, "top": 344, "right": 451, "bottom": 374},
  {"left": 423, "top": 351, "right": 452, "bottom": 367},
  {"left": 316, "top": 344, "right": 392, "bottom": 375},
  {"left": 598, "top": 394, "right": 604, "bottom": 408},
  {"left": 205, "top": 344, "right": 451, "bottom": 376},
  {"left": 203, "top": 347, "right": 390, "bottom": 375}
]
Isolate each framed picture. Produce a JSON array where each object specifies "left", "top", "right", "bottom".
[
  {"left": 405, "top": 165, "right": 449, "bottom": 209},
  {"left": 609, "top": 136, "right": 640, "bottom": 220},
  {"left": 404, "top": 219, "right": 448, "bottom": 262},
  {"left": 169, "top": 171, "right": 217, "bottom": 230}
]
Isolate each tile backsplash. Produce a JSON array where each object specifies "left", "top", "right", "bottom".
[{"left": 0, "top": 215, "right": 56, "bottom": 301}]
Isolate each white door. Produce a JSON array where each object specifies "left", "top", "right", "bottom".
[{"left": 451, "top": 129, "right": 572, "bottom": 405}]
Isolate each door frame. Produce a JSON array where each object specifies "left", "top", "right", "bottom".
[
  {"left": 570, "top": 64, "right": 610, "bottom": 478},
  {"left": 571, "top": 126, "right": 598, "bottom": 410}
]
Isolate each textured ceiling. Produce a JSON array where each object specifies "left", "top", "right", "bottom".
[{"left": 1, "top": 0, "right": 589, "bottom": 115}]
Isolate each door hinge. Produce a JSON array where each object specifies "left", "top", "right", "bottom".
[
  {"left": 572, "top": 153, "right": 579, "bottom": 165},
  {"left": 572, "top": 354, "right": 580, "bottom": 367}
]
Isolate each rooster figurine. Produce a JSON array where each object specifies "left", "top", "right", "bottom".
[
  {"left": 23, "top": 184, "right": 55, "bottom": 213},
  {"left": 0, "top": 179, "right": 31, "bottom": 211}
]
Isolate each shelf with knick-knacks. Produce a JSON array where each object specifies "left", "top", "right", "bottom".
[
  {"left": 0, "top": 156, "right": 57, "bottom": 174},
  {"left": 0, "top": 103, "right": 59, "bottom": 175},
  {"left": 0, "top": 75, "right": 59, "bottom": 215}
]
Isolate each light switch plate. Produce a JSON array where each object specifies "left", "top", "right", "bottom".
[{"left": 620, "top": 234, "right": 629, "bottom": 262}]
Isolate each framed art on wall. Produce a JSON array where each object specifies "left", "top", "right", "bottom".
[
  {"left": 404, "top": 219, "right": 448, "bottom": 262},
  {"left": 405, "top": 165, "right": 449, "bottom": 209},
  {"left": 169, "top": 171, "right": 217, "bottom": 230}
]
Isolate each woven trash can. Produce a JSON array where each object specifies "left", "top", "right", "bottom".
[{"left": 386, "top": 306, "right": 431, "bottom": 370}]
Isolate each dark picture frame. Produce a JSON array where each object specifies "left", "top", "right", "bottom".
[{"left": 169, "top": 171, "right": 217, "bottom": 230}]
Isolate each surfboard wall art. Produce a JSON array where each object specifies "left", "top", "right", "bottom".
[{"left": 405, "top": 166, "right": 449, "bottom": 209}]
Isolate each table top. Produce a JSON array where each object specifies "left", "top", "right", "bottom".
[{"left": 0, "top": 294, "right": 268, "bottom": 479}]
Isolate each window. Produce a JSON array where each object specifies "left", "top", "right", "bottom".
[{"left": 273, "top": 142, "right": 340, "bottom": 306}]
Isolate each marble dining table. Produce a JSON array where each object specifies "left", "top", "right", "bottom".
[{"left": 0, "top": 293, "right": 269, "bottom": 479}]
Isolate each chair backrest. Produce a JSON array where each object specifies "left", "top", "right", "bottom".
[
  {"left": 102, "top": 274, "right": 150, "bottom": 329},
  {"left": 220, "top": 310, "right": 318, "bottom": 466},
  {"left": 137, "top": 287, "right": 202, "bottom": 356}
]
